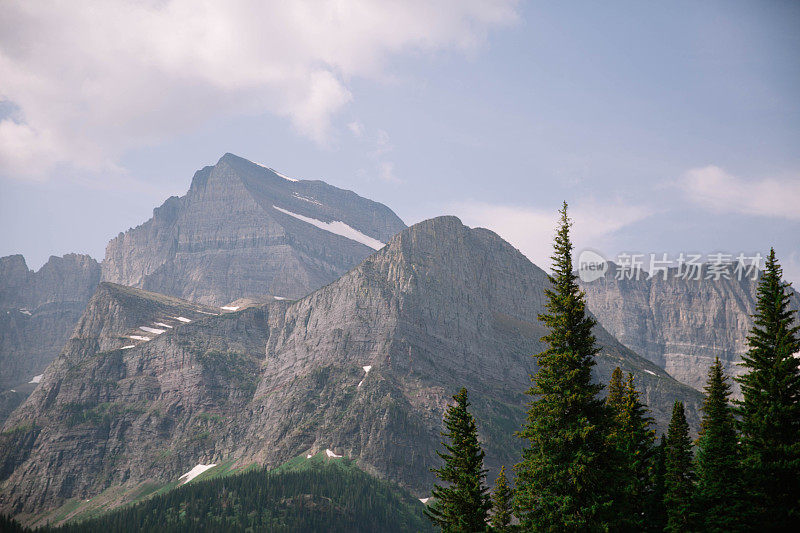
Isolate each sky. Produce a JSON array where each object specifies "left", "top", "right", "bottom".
[{"left": 1, "top": 1, "right": 799, "bottom": 283}]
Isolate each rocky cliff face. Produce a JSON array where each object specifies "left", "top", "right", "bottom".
[
  {"left": 101, "top": 153, "right": 407, "bottom": 306},
  {"left": 0, "top": 218, "right": 701, "bottom": 522},
  {"left": 581, "top": 263, "right": 800, "bottom": 393},
  {"left": 0, "top": 254, "right": 101, "bottom": 400}
]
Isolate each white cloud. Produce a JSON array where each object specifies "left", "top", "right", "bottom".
[
  {"left": 347, "top": 120, "right": 365, "bottom": 138},
  {"left": 679, "top": 166, "right": 800, "bottom": 221},
  {"left": 0, "top": 0, "right": 518, "bottom": 179},
  {"left": 451, "top": 199, "right": 653, "bottom": 270},
  {"left": 378, "top": 161, "right": 401, "bottom": 183}
]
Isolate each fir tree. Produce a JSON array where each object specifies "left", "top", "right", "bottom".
[
  {"left": 606, "top": 366, "right": 625, "bottom": 412},
  {"left": 426, "top": 387, "right": 491, "bottom": 532},
  {"left": 695, "top": 357, "right": 745, "bottom": 532},
  {"left": 514, "top": 202, "right": 613, "bottom": 531},
  {"left": 645, "top": 435, "right": 667, "bottom": 533},
  {"left": 490, "top": 466, "right": 514, "bottom": 533},
  {"left": 735, "top": 248, "right": 800, "bottom": 530},
  {"left": 607, "top": 372, "right": 655, "bottom": 531},
  {"left": 664, "top": 401, "right": 694, "bottom": 533}
]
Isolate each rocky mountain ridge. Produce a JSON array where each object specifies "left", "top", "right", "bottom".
[
  {"left": 0, "top": 254, "right": 101, "bottom": 415},
  {"left": 0, "top": 217, "right": 702, "bottom": 522}
]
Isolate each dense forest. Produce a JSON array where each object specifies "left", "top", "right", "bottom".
[{"left": 1, "top": 456, "right": 432, "bottom": 532}]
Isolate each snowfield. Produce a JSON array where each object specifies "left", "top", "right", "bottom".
[
  {"left": 29, "top": 374, "right": 43, "bottom": 384},
  {"left": 325, "top": 449, "right": 342, "bottom": 459},
  {"left": 272, "top": 205, "right": 385, "bottom": 250},
  {"left": 139, "top": 326, "right": 165, "bottom": 334},
  {"left": 179, "top": 463, "right": 217, "bottom": 484}
]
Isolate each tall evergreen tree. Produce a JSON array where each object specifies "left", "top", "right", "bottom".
[
  {"left": 736, "top": 248, "right": 800, "bottom": 530},
  {"left": 514, "top": 202, "right": 613, "bottom": 531},
  {"left": 664, "top": 401, "right": 694, "bottom": 533},
  {"left": 645, "top": 435, "right": 667, "bottom": 533},
  {"left": 607, "top": 372, "right": 656, "bottom": 531},
  {"left": 606, "top": 366, "right": 625, "bottom": 412},
  {"left": 695, "top": 357, "right": 745, "bottom": 532},
  {"left": 426, "top": 387, "right": 491, "bottom": 532},
  {"left": 490, "top": 466, "right": 514, "bottom": 533}
]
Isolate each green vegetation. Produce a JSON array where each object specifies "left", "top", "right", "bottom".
[
  {"left": 425, "top": 387, "right": 491, "bottom": 531},
  {"left": 514, "top": 202, "right": 615, "bottom": 530},
  {"left": 736, "top": 248, "right": 800, "bottom": 530},
  {"left": 41, "top": 458, "right": 431, "bottom": 533},
  {"left": 695, "top": 358, "right": 745, "bottom": 532}
]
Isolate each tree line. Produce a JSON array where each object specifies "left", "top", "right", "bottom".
[{"left": 425, "top": 203, "right": 800, "bottom": 532}]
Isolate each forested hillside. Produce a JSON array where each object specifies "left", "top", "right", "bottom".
[{"left": 36, "top": 455, "right": 431, "bottom": 532}]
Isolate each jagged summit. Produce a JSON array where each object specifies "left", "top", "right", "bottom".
[
  {"left": 101, "top": 153, "right": 407, "bottom": 306},
  {"left": 0, "top": 253, "right": 100, "bottom": 396}
]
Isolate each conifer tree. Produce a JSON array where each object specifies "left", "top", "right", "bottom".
[
  {"left": 606, "top": 366, "right": 625, "bottom": 412},
  {"left": 664, "top": 401, "right": 694, "bottom": 533},
  {"left": 607, "top": 372, "right": 655, "bottom": 531},
  {"left": 645, "top": 435, "right": 667, "bottom": 533},
  {"left": 426, "top": 387, "right": 491, "bottom": 532},
  {"left": 736, "top": 248, "right": 800, "bottom": 530},
  {"left": 490, "top": 466, "right": 514, "bottom": 532},
  {"left": 514, "top": 202, "right": 613, "bottom": 531},
  {"left": 695, "top": 357, "right": 745, "bottom": 532}
]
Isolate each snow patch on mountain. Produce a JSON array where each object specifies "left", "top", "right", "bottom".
[
  {"left": 272, "top": 206, "right": 385, "bottom": 250},
  {"left": 251, "top": 160, "right": 298, "bottom": 182},
  {"left": 139, "top": 326, "right": 165, "bottom": 334},
  {"left": 178, "top": 463, "right": 217, "bottom": 484},
  {"left": 29, "top": 374, "right": 43, "bottom": 384},
  {"left": 325, "top": 449, "right": 342, "bottom": 459}
]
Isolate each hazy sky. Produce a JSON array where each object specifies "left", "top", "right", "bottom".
[{"left": 1, "top": 1, "right": 798, "bottom": 282}]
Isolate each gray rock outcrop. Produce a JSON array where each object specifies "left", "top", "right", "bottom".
[
  {"left": 0, "top": 254, "right": 100, "bottom": 399},
  {"left": 581, "top": 263, "right": 800, "bottom": 393}
]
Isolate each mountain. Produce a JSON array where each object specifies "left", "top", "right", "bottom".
[
  {"left": 0, "top": 254, "right": 101, "bottom": 422},
  {"left": 0, "top": 217, "right": 702, "bottom": 523},
  {"left": 101, "top": 153, "right": 407, "bottom": 306},
  {"left": 581, "top": 263, "right": 800, "bottom": 393}
]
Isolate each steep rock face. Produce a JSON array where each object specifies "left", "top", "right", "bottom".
[
  {"left": 581, "top": 264, "right": 800, "bottom": 393},
  {"left": 101, "top": 153, "right": 407, "bottom": 305},
  {"left": 0, "top": 283, "right": 264, "bottom": 518},
  {"left": 0, "top": 254, "right": 101, "bottom": 397},
  {"left": 0, "top": 218, "right": 702, "bottom": 520}
]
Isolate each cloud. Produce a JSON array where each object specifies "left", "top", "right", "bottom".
[
  {"left": 0, "top": 0, "right": 518, "bottom": 179},
  {"left": 679, "top": 166, "right": 800, "bottom": 221},
  {"left": 450, "top": 199, "right": 653, "bottom": 270},
  {"left": 378, "top": 161, "right": 401, "bottom": 183},
  {"left": 347, "top": 120, "right": 365, "bottom": 138}
]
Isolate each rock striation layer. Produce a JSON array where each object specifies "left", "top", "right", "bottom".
[
  {"left": 101, "top": 153, "right": 407, "bottom": 306},
  {"left": 581, "top": 263, "right": 800, "bottom": 393}
]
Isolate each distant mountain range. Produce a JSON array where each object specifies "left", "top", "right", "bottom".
[
  {"left": 0, "top": 216, "right": 700, "bottom": 521},
  {"left": 0, "top": 153, "right": 794, "bottom": 526},
  {"left": 1, "top": 154, "right": 406, "bottom": 423}
]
